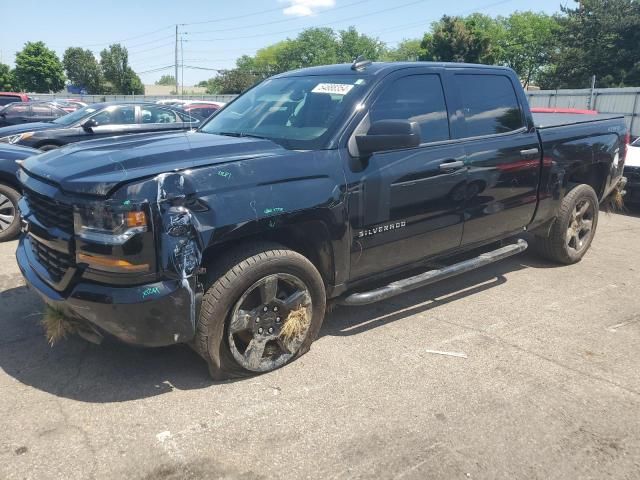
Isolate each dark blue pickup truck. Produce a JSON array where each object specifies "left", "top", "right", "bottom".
[{"left": 16, "top": 61, "right": 627, "bottom": 378}]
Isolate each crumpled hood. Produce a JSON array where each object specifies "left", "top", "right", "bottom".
[
  {"left": 0, "top": 122, "right": 58, "bottom": 137},
  {"left": 21, "top": 131, "right": 287, "bottom": 196}
]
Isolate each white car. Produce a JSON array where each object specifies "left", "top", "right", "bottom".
[{"left": 624, "top": 138, "right": 640, "bottom": 204}]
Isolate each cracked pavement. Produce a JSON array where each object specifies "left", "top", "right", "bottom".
[{"left": 1, "top": 213, "right": 640, "bottom": 479}]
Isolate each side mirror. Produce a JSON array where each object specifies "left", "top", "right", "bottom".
[
  {"left": 82, "top": 118, "right": 98, "bottom": 131},
  {"left": 355, "top": 119, "right": 421, "bottom": 155}
]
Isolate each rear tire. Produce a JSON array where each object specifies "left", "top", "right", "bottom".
[
  {"left": 533, "top": 184, "right": 599, "bottom": 264},
  {"left": 195, "top": 242, "right": 326, "bottom": 380},
  {"left": 0, "top": 184, "right": 21, "bottom": 242}
]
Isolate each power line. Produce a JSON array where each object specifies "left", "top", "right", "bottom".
[
  {"left": 186, "top": 0, "right": 434, "bottom": 42},
  {"left": 183, "top": 0, "right": 369, "bottom": 35}
]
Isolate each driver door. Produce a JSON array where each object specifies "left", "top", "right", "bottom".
[{"left": 346, "top": 70, "right": 467, "bottom": 280}]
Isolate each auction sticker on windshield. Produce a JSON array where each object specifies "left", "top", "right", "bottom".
[{"left": 312, "top": 83, "right": 354, "bottom": 95}]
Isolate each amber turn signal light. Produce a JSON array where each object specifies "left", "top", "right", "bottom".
[
  {"left": 126, "top": 211, "right": 147, "bottom": 228},
  {"left": 77, "top": 253, "right": 150, "bottom": 273}
]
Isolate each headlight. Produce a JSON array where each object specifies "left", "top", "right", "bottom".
[
  {"left": 74, "top": 203, "right": 148, "bottom": 245},
  {"left": 0, "top": 132, "right": 34, "bottom": 144}
]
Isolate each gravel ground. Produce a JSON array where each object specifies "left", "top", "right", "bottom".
[{"left": 0, "top": 213, "right": 639, "bottom": 480}]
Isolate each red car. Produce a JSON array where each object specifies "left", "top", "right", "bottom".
[
  {"left": 0, "top": 92, "right": 29, "bottom": 107},
  {"left": 181, "top": 103, "right": 222, "bottom": 120}
]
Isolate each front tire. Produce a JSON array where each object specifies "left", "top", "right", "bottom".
[
  {"left": 0, "top": 184, "right": 21, "bottom": 242},
  {"left": 195, "top": 243, "right": 326, "bottom": 380},
  {"left": 534, "top": 184, "right": 599, "bottom": 264}
]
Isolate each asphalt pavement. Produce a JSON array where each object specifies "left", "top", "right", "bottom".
[{"left": 1, "top": 213, "right": 639, "bottom": 479}]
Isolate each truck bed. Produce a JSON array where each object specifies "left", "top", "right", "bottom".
[{"left": 533, "top": 112, "right": 624, "bottom": 129}]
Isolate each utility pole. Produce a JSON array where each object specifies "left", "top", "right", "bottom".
[
  {"left": 175, "top": 25, "right": 179, "bottom": 96},
  {"left": 181, "top": 36, "right": 184, "bottom": 96}
]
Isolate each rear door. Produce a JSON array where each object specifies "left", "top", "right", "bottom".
[
  {"left": 30, "top": 104, "right": 60, "bottom": 123},
  {"left": 139, "top": 105, "right": 197, "bottom": 133},
  {"left": 347, "top": 69, "right": 467, "bottom": 280},
  {"left": 449, "top": 69, "right": 541, "bottom": 246}
]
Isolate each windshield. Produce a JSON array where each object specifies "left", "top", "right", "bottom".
[
  {"left": 200, "top": 75, "right": 368, "bottom": 149},
  {"left": 52, "top": 104, "right": 100, "bottom": 126},
  {"left": 632, "top": 137, "right": 640, "bottom": 147}
]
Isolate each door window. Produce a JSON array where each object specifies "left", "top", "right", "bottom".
[
  {"left": 31, "top": 104, "right": 54, "bottom": 115},
  {"left": 369, "top": 74, "right": 450, "bottom": 144},
  {"left": 454, "top": 74, "right": 524, "bottom": 137},
  {"left": 140, "top": 106, "right": 179, "bottom": 124},
  {"left": 91, "top": 105, "right": 136, "bottom": 126},
  {"left": 4, "top": 104, "right": 29, "bottom": 117}
]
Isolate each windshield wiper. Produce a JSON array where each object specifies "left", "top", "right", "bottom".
[{"left": 216, "top": 131, "right": 268, "bottom": 140}]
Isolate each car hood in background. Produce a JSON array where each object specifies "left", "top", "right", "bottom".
[
  {"left": 21, "top": 132, "right": 287, "bottom": 196},
  {"left": 0, "top": 122, "right": 58, "bottom": 137}
]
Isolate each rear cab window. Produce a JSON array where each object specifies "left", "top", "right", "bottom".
[{"left": 454, "top": 74, "right": 524, "bottom": 138}]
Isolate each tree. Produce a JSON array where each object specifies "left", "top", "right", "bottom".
[
  {"left": 384, "top": 39, "right": 425, "bottom": 61},
  {"left": 99, "top": 44, "right": 144, "bottom": 94},
  {"left": 337, "top": 27, "right": 386, "bottom": 63},
  {"left": 540, "top": 0, "right": 640, "bottom": 88},
  {"left": 420, "top": 15, "right": 495, "bottom": 64},
  {"left": 276, "top": 28, "right": 339, "bottom": 71},
  {"left": 0, "top": 64, "right": 16, "bottom": 91},
  {"left": 497, "top": 12, "right": 558, "bottom": 87},
  {"left": 14, "top": 41, "right": 65, "bottom": 92},
  {"left": 156, "top": 74, "right": 176, "bottom": 86},
  {"left": 63, "top": 47, "right": 102, "bottom": 94}
]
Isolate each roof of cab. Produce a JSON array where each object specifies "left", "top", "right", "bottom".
[{"left": 274, "top": 61, "right": 514, "bottom": 78}]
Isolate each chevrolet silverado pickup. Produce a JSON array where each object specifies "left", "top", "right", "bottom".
[{"left": 16, "top": 61, "right": 627, "bottom": 379}]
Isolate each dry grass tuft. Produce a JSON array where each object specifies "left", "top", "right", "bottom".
[
  {"left": 602, "top": 187, "right": 625, "bottom": 213},
  {"left": 279, "top": 306, "right": 310, "bottom": 342},
  {"left": 41, "top": 306, "right": 80, "bottom": 346}
]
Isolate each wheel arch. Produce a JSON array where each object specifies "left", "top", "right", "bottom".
[{"left": 200, "top": 219, "right": 337, "bottom": 289}]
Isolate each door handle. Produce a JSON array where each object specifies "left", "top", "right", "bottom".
[
  {"left": 439, "top": 160, "right": 466, "bottom": 171},
  {"left": 520, "top": 148, "right": 540, "bottom": 159}
]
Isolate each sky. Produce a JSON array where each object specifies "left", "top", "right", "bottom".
[{"left": 0, "top": 0, "right": 570, "bottom": 87}]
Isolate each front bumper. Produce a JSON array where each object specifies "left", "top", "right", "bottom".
[{"left": 17, "top": 235, "right": 197, "bottom": 347}]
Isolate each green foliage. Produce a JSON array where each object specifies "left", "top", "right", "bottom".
[
  {"left": 336, "top": 27, "right": 386, "bottom": 63},
  {"left": 383, "top": 39, "right": 425, "bottom": 62},
  {"left": 420, "top": 15, "right": 495, "bottom": 64},
  {"left": 99, "top": 44, "right": 144, "bottom": 94},
  {"left": 539, "top": 0, "right": 640, "bottom": 88},
  {"left": 204, "top": 26, "right": 385, "bottom": 94},
  {"left": 155, "top": 74, "right": 176, "bottom": 86},
  {"left": 495, "top": 12, "right": 558, "bottom": 87},
  {"left": 14, "top": 41, "right": 65, "bottom": 92},
  {"left": 0, "top": 64, "right": 16, "bottom": 91},
  {"left": 63, "top": 47, "right": 102, "bottom": 94}
]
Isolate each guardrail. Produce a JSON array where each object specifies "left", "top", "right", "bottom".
[{"left": 527, "top": 87, "right": 640, "bottom": 137}]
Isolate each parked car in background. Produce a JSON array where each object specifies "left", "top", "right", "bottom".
[
  {"left": 49, "top": 99, "right": 87, "bottom": 113},
  {"left": 0, "top": 92, "right": 30, "bottom": 106},
  {"left": 624, "top": 137, "right": 640, "bottom": 205},
  {"left": 0, "top": 102, "right": 200, "bottom": 150},
  {"left": 0, "top": 144, "right": 39, "bottom": 240},
  {"left": 0, "top": 102, "right": 68, "bottom": 127},
  {"left": 156, "top": 99, "right": 186, "bottom": 106},
  {"left": 180, "top": 102, "right": 222, "bottom": 120},
  {"left": 530, "top": 107, "right": 599, "bottom": 114}
]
